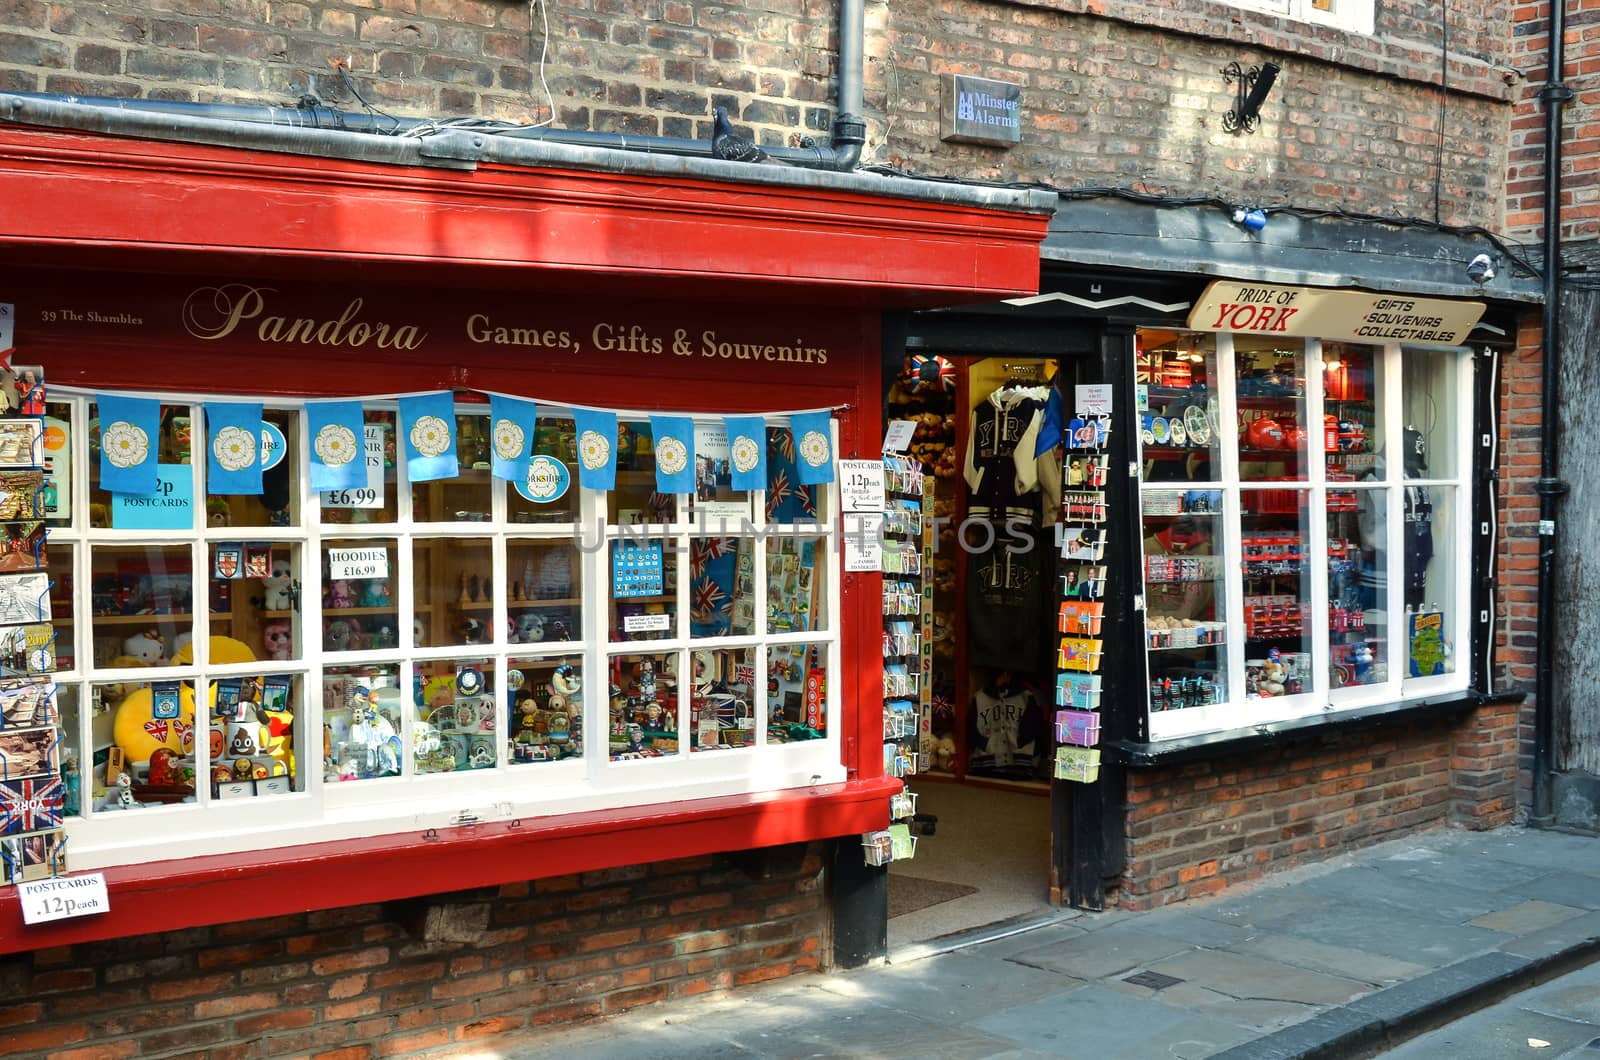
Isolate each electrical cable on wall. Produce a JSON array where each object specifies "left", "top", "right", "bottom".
[{"left": 1434, "top": 0, "right": 1451, "bottom": 225}]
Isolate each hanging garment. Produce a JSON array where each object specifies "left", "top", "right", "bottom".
[
  {"left": 1403, "top": 485, "right": 1433, "bottom": 606},
  {"left": 963, "top": 386, "right": 1047, "bottom": 524},
  {"left": 966, "top": 682, "right": 1042, "bottom": 779},
  {"left": 966, "top": 533, "right": 1048, "bottom": 671}
]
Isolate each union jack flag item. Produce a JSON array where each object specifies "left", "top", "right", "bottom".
[{"left": 0, "top": 775, "right": 64, "bottom": 835}]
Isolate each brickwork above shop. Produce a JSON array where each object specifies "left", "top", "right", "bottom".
[
  {"left": 1118, "top": 703, "right": 1519, "bottom": 911},
  {"left": 0, "top": 1, "right": 1519, "bottom": 226}
]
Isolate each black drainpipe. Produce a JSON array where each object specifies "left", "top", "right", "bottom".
[{"left": 1532, "top": 0, "right": 1572, "bottom": 826}]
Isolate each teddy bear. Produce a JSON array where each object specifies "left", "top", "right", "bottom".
[
  {"left": 324, "top": 619, "right": 354, "bottom": 653},
  {"left": 326, "top": 580, "right": 354, "bottom": 610},
  {"left": 261, "top": 559, "right": 294, "bottom": 611},
  {"left": 1257, "top": 658, "right": 1287, "bottom": 697},
  {"left": 262, "top": 620, "right": 292, "bottom": 661},
  {"left": 933, "top": 735, "right": 958, "bottom": 772},
  {"left": 511, "top": 612, "right": 545, "bottom": 644},
  {"left": 123, "top": 631, "right": 165, "bottom": 665}
]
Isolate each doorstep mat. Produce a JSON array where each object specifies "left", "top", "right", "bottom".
[{"left": 888, "top": 875, "right": 980, "bottom": 919}]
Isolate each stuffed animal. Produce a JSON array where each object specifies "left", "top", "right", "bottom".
[
  {"left": 459, "top": 617, "right": 486, "bottom": 645},
  {"left": 123, "top": 631, "right": 165, "bottom": 665},
  {"left": 512, "top": 612, "right": 545, "bottom": 644},
  {"left": 413, "top": 618, "right": 426, "bottom": 648},
  {"left": 262, "top": 621, "right": 292, "bottom": 661},
  {"left": 206, "top": 498, "right": 232, "bottom": 527},
  {"left": 359, "top": 580, "right": 391, "bottom": 608},
  {"left": 262, "top": 560, "right": 294, "bottom": 611},
  {"left": 934, "top": 736, "right": 957, "bottom": 772},
  {"left": 1258, "top": 659, "right": 1287, "bottom": 697},
  {"left": 324, "top": 619, "right": 354, "bottom": 652},
  {"left": 96, "top": 772, "right": 136, "bottom": 811},
  {"left": 326, "top": 580, "right": 354, "bottom": 610}
]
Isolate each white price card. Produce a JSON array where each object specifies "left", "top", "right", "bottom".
[
  {"left": 328, "top": 546, "right": 389, "bottom": 581},
  {"left": 321, "top": 425, "right": 385, "bottom": 509},
  {"left": 0, "top": 303, "right": 13, "bottom": 354},
  {"left": 882, "top": 420, "right": 917, "bottom": 455},
  {"left": 843, "top": 513, "right": 884, "bottom": 572},
  {"left": 839, "top": 460, "right": 886, "bottom": 513},
  {"left": 1076, "top": 384, "right": 1114, "bottom": 417},
  {"left": 623, "top": 612, "right": 672, "bottom": 633},
  {"left": 18, "top": 873, "right": 109, "bottom": 925}
]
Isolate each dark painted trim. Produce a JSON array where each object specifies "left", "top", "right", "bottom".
[{"left": 828, "top": 836, "right": 887, "bottom": 969}]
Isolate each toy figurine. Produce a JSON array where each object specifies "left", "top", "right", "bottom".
[
  {"left": 458, "top": 572, "right": 472, "bottom": 605},
  {"left": 147, "top": 748, "right": 178, "bottom": 787},
  {"left": 263, "top": 620, "right": 292, "bottom": 661},
  {"left": 360, "top": 580, "right": 391, "bottom": 608},
  {"left": 327, "top": 580, "right": 354, "bottom": 610},
  {"left": 96, "top": 772, "right": 135, "bottom": 811},
  {"left": 413, "top": 618, "right": 426, "bottom": 647},
  {"left": 625, "top": 723, "right": 646, "bottom": 754},
  {"left": 261, "top": 559, "right": 295, "bottom": 611},
  {"left": 513, "top": 612, "right": 546, "bottom": 644},
  {"left": 123, "top": 631, "right": 165, "bottom": 665},
  {"left": 638, "top": 659, "right": 656, "bottom": 701},
  {"left": 233, "top": 757, "right": 254, "bottom": 781}
]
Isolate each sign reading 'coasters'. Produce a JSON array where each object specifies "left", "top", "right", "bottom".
[{"left": 1187, "top": 281, "right": 1485, "bottom": 346}]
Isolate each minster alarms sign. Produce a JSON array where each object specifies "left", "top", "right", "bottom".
[{"left": 1187, "top": 282, "right": 1485, "bottom": 346}]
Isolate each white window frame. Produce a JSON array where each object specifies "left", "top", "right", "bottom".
[
  {"left": 52, "top": 398, "right": 844, "bottom": 870},
  {"left": 1140, "top": 335, "right": 1472, "bottom": 742}
]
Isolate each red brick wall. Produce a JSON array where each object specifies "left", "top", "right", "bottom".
[
  {"left": 1499, "top": 318, "right": 1544, "bottom": 809},
  {"left": 1118, "top": 705, "right": 1520, "bottom": 911},
  {"left": 0, "top": 1, "right": 1517, "bottom": 223},
  {"left": 0, "top": 844, "right": 826, "bottom": 1059}
]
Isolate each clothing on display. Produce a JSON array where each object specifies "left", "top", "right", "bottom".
[
  {"left": 965, "top": 675, "right": 1042, "bottom": 779},
  {"left": 966, "top": 538, "right": 1049, "bottom": 673},
  {"left": 963, "top": 384, "right": 1049, "bottom": 525}
]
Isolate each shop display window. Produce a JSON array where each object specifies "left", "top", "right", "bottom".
[
  {"left": 414, "top": 658, "right": 496, "bottom": 773},
  {"left": 323, "top": 664, "right": 402, "bottom": 782},
  {"left": 48, "top": 396, "right": 839, "bottom": 869},
  {"left": 1137, "top": 330, "right": 1472, "bottom": 740},
  {"left": 508, "top": 658, "right": 583, "bottom": 765},
  {"left": 608, "top": 650, "right": 682, "bottom": 760},
  {"left": 321, "top": 538, "right": 398, "bottom": 653}
]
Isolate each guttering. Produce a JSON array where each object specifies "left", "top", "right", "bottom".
[
  {"left": 1532, "top": 1, "right": 1573, "bottom": 826},
  {"left": 0, "top": 3, "right": 867, "bottom": 171}
]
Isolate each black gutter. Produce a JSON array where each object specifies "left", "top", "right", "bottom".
[{"left": 1532, "top": 2, "right": 1572, "bottom": 826}]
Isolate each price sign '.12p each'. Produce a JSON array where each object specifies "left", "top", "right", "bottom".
[{"left": 17, "top": 873, "right": 110, "bottom": 925}]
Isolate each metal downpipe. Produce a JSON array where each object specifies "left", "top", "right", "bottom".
[{"left": 1532, "top": 0, "right": 1572, "bottom": 826}]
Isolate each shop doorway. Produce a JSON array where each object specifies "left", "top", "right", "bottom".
[{"left": 884, "top": 351, "right": 1069, "bottom": 947}]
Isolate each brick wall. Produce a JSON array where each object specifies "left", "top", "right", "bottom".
[
  {"left": 0, "top": 844, "right": 826, "bottom": 1059},
  {"left": 1499, "top": 317, "right": 1543, "bottom": 809},
  {"left": 1118, "top": 705, "right": 1520, "bottom": 911},
  {"left": 0, "top": 1, "right": 1518, "bottom": 224}
]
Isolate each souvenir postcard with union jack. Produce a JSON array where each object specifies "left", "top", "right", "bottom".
[
  {"left": 0, "top": 677, "right": 55, "bottom": 728},
  {"left": 0, "top": 725, "right": 59, "bottom": 782},
  {"left": 0, "top": 775, "right": 64, "bottom": 836}
]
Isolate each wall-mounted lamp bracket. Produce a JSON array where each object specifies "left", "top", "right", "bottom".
[{"left": 1222, "top": 60, "right": 1280, "bottom": 135}]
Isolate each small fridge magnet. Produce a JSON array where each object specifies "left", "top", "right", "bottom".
[{"left": 214, "top": 545, "right": 243, "bottom": 580}]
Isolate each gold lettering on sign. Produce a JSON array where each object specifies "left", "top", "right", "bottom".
[
  {"left": 181, "top": 284, "right": 428, "bottom": 350},
  {"left": 699, "top": 330, "right": 829, "bottom": 365}
]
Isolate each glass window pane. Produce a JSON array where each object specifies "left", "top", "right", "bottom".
[
  {"left": 766, "top": 426, "right": 824, "bottom": 525},
  {"left": 766, "top": 536, "right": 826, "bottom": 633},
  {"left": 1141, "top": 490, "right": 1227, "bottom": 713},
  {"left": 210, "top": 543, "right": 301, "bottom": 662},
  {"left": 55, "top": 685, "right": 83, "bottom": 821},
  {"left": 320, "top": 412, "right": 398, "bottom": 525},
  {"left": 1402, "top": 349, "right": 1459, "bottom": 480},
  {"left": 508, "top": 658, "right": 584, "bottom": 764},
  {"left": 91, "top": 545, "right": 193, "bottom": 668},
  {"left": 689, "top": 537, "right": 754, "bottom": 637},
  {"left": 206, "top": 672, "right": 302, "bottom": 797},
  {"left": 412, "top": 413, "right": 493, "bottom": 523},
  {"left": 1236, "top": 337, "right": 1310, "bottom": 483},
  {"left": 609, "top": 534, "right": 677, "bottom": 642},
  {"left": 609, "top": 650, "right": 681, "bottom": 759},
  {"left": 206, "top": 409, "right": 300, "bottom": 528},
  {"left": 1322, "top": 342, "right": 1384, "bottom": 481},
  {"left": 1405, "top": 485, "right": 1456, "bottom": 679},
  {"left": 321, "top": 538, "right": 399, "bottom": 653},
  {"left": 41, "top": 539, "right": 72, "bottom": 672},
  {"left": 1241, "top": 488, "right": 1315, "bottom": 697},
  {"left": 689, "top": 422, "right": 752, "bottom": 527},
  {"left": 507, "top": 539, "right": 581, "bottom": 644},
  {"left": 764, "top": 642, "right": 827, "bottom": 743},
  {"left": 413, "top": 537, "right": 493, "bottom": 649},
  {"left": 323, "top": 664, "right": 403, "bottom": 782},
  {"left": 690, "top": 646, "right": 755, "bottom": 752},
  {"left": 609, "top": 421, "right": 674, "bottom": 525},
  {"left": 96, "top": 678, "right": 195, "bottom": 808},
  {"left": 1329, "top": 486, "right": 1388, "bottom": 688},
  {"left": 507, "top": 417, "right": 579, "bottom": 525},
  {"left": 1137, "top": 331, "right": 1222, "bottom": 484},
  {"left": 41, "top": 400, "right": 71, "bottom": 530},
  {"left": 89, "top": 403, "right": 194, "bottom": 523},
  {"left": 415, "top": 657, "right": 497, "bottom": 773}
]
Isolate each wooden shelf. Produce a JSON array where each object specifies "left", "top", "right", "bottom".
[
  {"left": 321, "top": 606, "right": 398, "bottom": 617},
  {"left": 93, "top": 613, "right": 208, "bottom": 625},
  {"left": 454, "top": 598, "right": 580, "bottom": 611}
]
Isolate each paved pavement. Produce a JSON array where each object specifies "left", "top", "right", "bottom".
[
  {"left": 506, "top": 826, "right": 1600, "bottom": 1060},
  {"left": 1378, "top": 959, "right": 1600, "bottom": 1059}
]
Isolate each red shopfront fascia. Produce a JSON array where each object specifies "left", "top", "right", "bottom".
[{"left": 0, "top": 122, "right": 1049, "bottom": 952}]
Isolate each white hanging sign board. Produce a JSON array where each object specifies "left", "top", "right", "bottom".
[
  {"left": 839, "top": 460, "right": 886, "bottom": 513},
  {"left": 328, "top": 546, "right": 389, "bottom": 581},
  {"left": 882, "top": 420, "right": 917, "bottom": 455},
  {"left": 843, "top": 513, "right": 884, "bottom": 572},
  {"left": 18, "top": 873, "right": 110, "bottom": 924}
]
